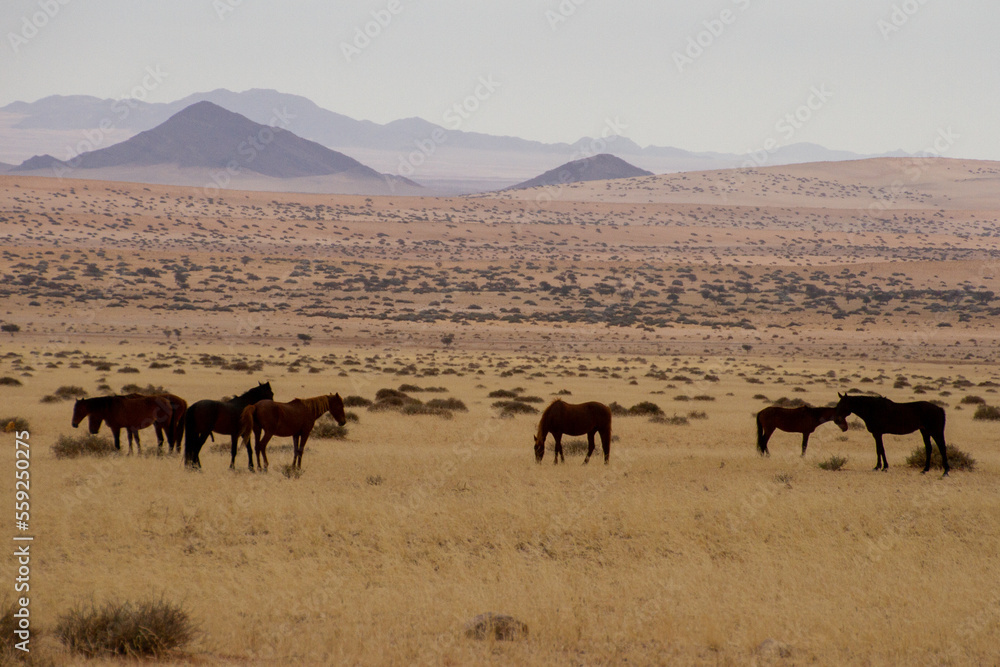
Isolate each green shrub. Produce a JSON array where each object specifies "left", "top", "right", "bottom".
[
  {"left": 52, "top": 434, "right": 117, "bottom": 459},
  {"left": 57, "top": 598, "right": 196, "bottom": 658},
  {"left": 973, "top": 405, "right": 1000, "bottom": 421},
  {"left": 906, "top": 445, "right": 976, "bottom": 471},
  {"left": 818, "top": 455, "right": 848, "bottom": 471}
]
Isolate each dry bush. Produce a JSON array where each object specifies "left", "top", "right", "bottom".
[
  {"left": 425, "top": 397, "right": 468, "bottom": 412},
  {"left": 651, "top": 413, "right": 689, "bottom": 425},
  {"left": 960, "top": 395, "right": 985, "bottom": 405},
  {"left": 0, "top": 376, "right": 24, "bottom": 387},
  {"left": 401, "top": 404, "right": 453, "bottom": 419},
  {"left": 628, "top": 401, "right": 663, "bottom": 417},
  {"left": 905, "top": 445, "right": 976, "bottom": 471},
  {"left": 2, "top": 416, "right": 30, "bottom": 433},
  {"left": 344, "top": 395, "right": 373, "bottom": 408},
  {"left": 973, "top": 404, "right": 1000, "bottom": 421},
  {"left": 488, "top": 389, "right": 520, "bottom": 399},
  {"left": 310, "top": 415, "right": 348, "bottom": 440},
  {"left": 607, "top": 401, "right": 629, "bottom": 416},
  {"left": 52, "top": 434, "right": 117, "bottom": 459},
  {"left": 492, "top": 400, "right": 538, "bottom": 415},
  {"left": 56, "top": 598, "right": 196, "bottom": 658},
  {"left": 818, "top": 455, "right": 848, "bottom": 471}
]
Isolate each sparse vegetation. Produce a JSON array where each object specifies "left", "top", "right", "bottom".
[
  {"left": 52, "top": 433, "right": 117, "bottom": 459},
  {"left": 57, "top": 598, "right": 196, "bottom": 658},
  {"left": 628, "top": 401, "right": 663, "bottom": 417},
  {"left": 2, "top": 416, "right": 29, "bottom": 433},
  {"left": 906, "top": 445, "right": 976, "bottom": 471},
  {"left": 818, "top": 455, "right": 848, "bottom": 471},
  {"left": 973, "top": 404, "right": 1000, "bottom": 421}
]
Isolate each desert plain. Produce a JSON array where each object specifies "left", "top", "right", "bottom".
[{"left": 1, "top": 158, "right": 1000, "bottom": 665}]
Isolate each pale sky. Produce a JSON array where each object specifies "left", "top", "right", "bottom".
[{"left": 2, "top": 0, "right": 997, "bottom": 159}]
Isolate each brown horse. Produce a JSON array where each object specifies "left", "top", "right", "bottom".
[
  {"left": 72, "top": 393, "right": 186, "bottom": 454},
  {"left": 755, "top": 405, "right": 848, "bottom": 457},
  {"left": 239, "top": 394, "right": 346, "bottom": 471},
  {"left": 534, "top": 399, "right": 612, "bottom": 465}
]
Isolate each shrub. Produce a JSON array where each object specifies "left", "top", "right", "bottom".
[
  {"left": 54, "top": 385, "right": 88, "bottom": 400},
  {"left": 517, "top": 395, "right": 545, "bottom": 404},
  {"left": 2, "top": 416, "right": 30, "bottom": 433},
  {"left": 847, "top": 419, "right": 867, "bottom": 431},
  {"left": 607, "top": 401, "right": 629, "bottom": 416},
  {"left": 401, "top": 403, "right": 453, "bottom": 419},
  {"left": 57, "top": 598, "right": 196, "bottom": 658},
  {"left": 973, "top": 405, "right": 1000, "bottom": 421},
  {"left": 281, "top": 464, "right": 303, "bottom": 479},
  {"left": 818, "top": 455, "right": 848, "bottom": 471},
  {"left": 0, "top": 376, "right": 22, "bottom": 387},
  {"left": 398, "top": 384, "right": 423, "bottom": 392},
  {"left": 121, "top": 383, "right": 168, "bottom": 396},
  {"left": 906, "top": 445, "right": 976, "bottom": 471},
  {"left": 52, "top": 434, "right": 117, "bottom": 459},
  {"left": 628, "top": 401, "right": 663, "bottom": 417},
  {"left": 772, "top": 397, "right": 806, "bottom": 408},
  {"left": 488, "top": 389, "right": 520, "bottom": 399},
  {"left": 117, "top": 366, "right": 140, "bottom": 374},
  {"left": 310, "top": 415, "right": 348, "bottom": 439},
  {"left": 492, "top": 400, "right": 538, "bottom": 415},
  {"left": 561, "top": 439, "right": 591, "bottom": 456},
  {"left": 344, "top": 395, "right": 373, "bottom": 408},
  {"left": 960, "top": 395, "right": 985, "bottom": 405},
  {"left": 426, "top": 397, "right": 468, "bottom": 412},
  {"left": 693, "top": 395, "right": 716, "bottom": 402},
  {"left": 375, "top": 388, "right": 410, "bottom": 402},
  {"left": 651, "top": 414, "right": 689, "bottom": 426},
  {"left": 688, "top": 410, "right": 709, "bottom": 420},
  {"left": 673, "top": 395, "right": 691, "bottom": 402}
]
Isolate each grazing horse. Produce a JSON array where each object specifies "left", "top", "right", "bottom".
[
  {"left": 834, "top": 393, "right": 949, "bottom": 476},
  {"left": 534, "top": 399, "right": 612, "bottom": 465},
  {"left": 184, "top": 382, "right": 273, "bottom": 469},
  {"left": 239, "top": 394, "right": 346, "bottom": 471},
  {"left": 755, "top": 405, "right": 848, "bottom": 456},
  {"left": 72, "top": 394, "right": 185, "bottom": 454}
]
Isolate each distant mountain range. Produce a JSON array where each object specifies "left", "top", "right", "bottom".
[
  {"left": 508, "top": 153, "right": 652, "bottom": 191},
  {"left": 10, "top": 102, "right": 420, "bottom": 195},
  {"left": 0, "top": 88, "right": 915, "bottom": 193}
]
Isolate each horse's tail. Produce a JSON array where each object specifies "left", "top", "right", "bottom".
[
  {"left": 755, "top": 411, "right": 766, "bottom": 454},
  {"left": 171, "top": 400, "right": 187, "bottom": 448},
  {"left": 239, "top": 405, "right": 256, "bottom": 445}
]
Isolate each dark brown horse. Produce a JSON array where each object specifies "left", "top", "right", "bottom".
[
  {"left": 72, "top": 393, "right": 186, "bottom": 454},
  {"left": 834, "top": 393, "right": 949, "bottom": 475},
  {"left": 239, "top": 393, "right": 346, "bottom": 471},
  {"left": 534, "top": 399, "right": 612, "bottom": 465},
  {"left": 756, "top": 405, "right": 848, "bottom": 456},
  {"left": 184, "top": 382, "right": 273, "bottom": 469}
]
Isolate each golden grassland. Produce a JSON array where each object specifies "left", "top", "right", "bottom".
[{"left": 2, "top": 346, "right": 1000, "bottom": 665}]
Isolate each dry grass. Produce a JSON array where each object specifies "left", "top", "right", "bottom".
[{"left": 4, "top": 349, "right": 999, "bottom": 665}]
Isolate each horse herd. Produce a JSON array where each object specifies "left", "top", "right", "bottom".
[
  {"left": 72, "top": 383, "right": 952, "bottom": 476},
  {"left": 71, "top": 382, "right": 346, "bottom": 471}
]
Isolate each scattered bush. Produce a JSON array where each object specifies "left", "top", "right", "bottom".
[
  {"left": 906, "top": 445, "right": 976, "bottom": 472},
  {"left": 688, "top": 410, "right": 709, "bottom": 420},
  {"left": 117, "top": 366, "right": 140, "bottom": 374},
  {"left": 375, "top": 388, "right": 411, "bottom": 402},
  {"left": 488, "top": 389, "right": 520, "bottom": 399},
  {"left": 673, "top": 395, "right": 691, "bottom": 402},
  {"left": 366, "top": 475, "right": 384, "bottom": 486},
  {"left": 496, "top": 401, "right": 538, "bottom": 417},
  {"left": 847, "top": 419, "right": 867, "bottom": 431},
  {"left": 310, "top": 415, "right": 348, "bottom": 439},
  {"left": 0, "top": 376, "right": 22, "bottom": 387},
  {"left": 607, "top": 401, "right": 629, "bottom": 416},
  {"left": 2, "top": 416, "right": 29, "bottom": 433},
  {"left": 425, "top": 397, "right": 468, "bottom": 412},
  {"left": 628, "top": 401, "right": 663, "bottom": 417},
  {"left": 344, "top": 395, "right": 373, "bottom": 408},
  {"left": 771, "top": 397, "right": 806, "bottom": 408},
  {"left": 54, "top": 385, "right": 88, "bottom": 400},
  {"left": 561, "top": 439, "right": 591, "bottom": 456},
  {"left": 57, "top": 598, "right": 196, "bottom": 658},
  {"left": 960, "top": 395, "right": 985, "bottom": 405},
  {"left": 280, "top": 464, "right": 303, "bottom": 479},
  {"left": 818, "top": 455, "right": 848, "bottom": 471},
  {"left": 52, "top": 434, "right": 117, "bottom": 459},
  {"left": 973, "top": 405, "right": 1000, "bottom": 421},
  {"left": 651, "top": 414, "right": 689, "bottom": 426},
  {"left": 401, "top": 403, "right": 453, "bottom": 419},
  {"left": 693, "top": 395, "right": 716, "bottom": 402},
  {"left": 398, "top": 384, "right": 423, "bottom": 393},
  {"left": 121, "top": 383, "right": 168, "bottom": 396}
]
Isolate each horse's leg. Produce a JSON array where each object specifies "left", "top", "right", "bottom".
[
  {"left": 760, "top": 426, "right": 774, "bottom": 456},
  {"left": 134, "top": 429, "right": 141, "bottom": 455},
  {"left": 154, "top": 423, "right": 164, "bottom": 449},
  {"left": 600, "top": 427, "right": 611, "bottom": 464},
  {"left": 111, "top": 426, "right": 121, "bottom": 451},
  {"left": 936, "top": 428, "right": 949, "bottom": 477},
  {"left": 297, "top": 434, "right": 309, "bottom": 469},
  {"left": 257, "top": 433, "right": 273, "bottom": 471},
  {"left": 872, "top": 433, "right": 887, "bottom": 471},
  {"left": 800, "top": 431, "right": 811, "bottom": 457},
  {"left": 583, "top": 431, "right": 595, "bottom": 465},
  {"left": 553, "top": 433, "right": 563, "bottom": 464}
]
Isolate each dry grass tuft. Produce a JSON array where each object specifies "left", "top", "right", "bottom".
[{"left": 56, "top": 598, "right": 196, "bottom": 658}]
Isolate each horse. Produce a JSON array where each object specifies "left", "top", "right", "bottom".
[
  {"left": 755, "top": 405, "right": 848, "bottom": 456},
  {"left": 238, "top": 393, "right": 345, "bottom": 471},
  {"left": 834, "top": 392, "right": 949, "bottom": 476},
  {"left": 72, "top": 393, "right": 185, "bottom": 454},
  {"left": 183, "top": 382, "right": 273, "bottom": 469},
  {"left": 534, "top": 399, "right": 612, "bottom": 465}
]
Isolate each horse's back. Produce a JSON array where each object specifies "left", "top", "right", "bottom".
[{"left": 544, "top": 400, "right": 611, "bottom": 435}]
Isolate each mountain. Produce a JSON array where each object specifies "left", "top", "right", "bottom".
[
  {"left": 507, "top": 153, "right": 653, "bottom": 191},
  {"left": 0, "top": 89, "right": 917, "bottom": 193},
  {"left": 11, "top": 102, "right": 420, "bottom": 195},
  {"left": 0, "top": 161, "right": 11, "bottom": 173}
]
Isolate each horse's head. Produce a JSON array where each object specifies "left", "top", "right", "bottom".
[
  {"left": 71, "top": 399, "right": 86, "bottom": 428},
  {"left": 833, "top": 392, "right": 853, "bottom": 421},
  {"left": 833, "top": 414, "right": 849, "bottom": 432},
  {"left": 247, "top": 381, "right": 274, "bottom": 403},
  {"left": 533, "top": 431, "right": 545, "bottom": 463},
  {"left": 328, "top": 393, "right": 347, "bottom": 426}
]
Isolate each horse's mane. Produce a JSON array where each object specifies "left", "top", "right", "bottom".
[
  {"left": 298, "top": 395, "right": 332, "bottom": 418},
  {"left": 537, "top": 399, "right": 564, "bottom": 437}
]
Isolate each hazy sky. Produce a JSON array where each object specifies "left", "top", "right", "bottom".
[{"left": 2, "top": 1, "right": 997, "bottom": 159}]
